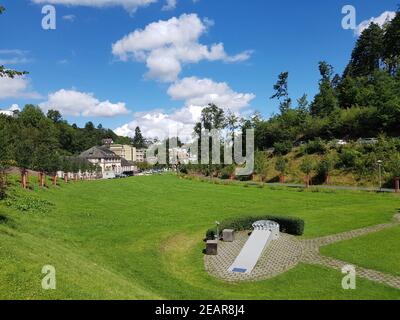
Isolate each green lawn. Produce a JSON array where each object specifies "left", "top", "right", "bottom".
[
  {"left": 0, "top": 175, "right": 399, "bottom": 300},
  {"left": 321, "top": 225, "right": 400, "bottom": 277}
]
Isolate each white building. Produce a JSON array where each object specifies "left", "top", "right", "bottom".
[
  {"left": 136, "top": 149, "right": 146, "bottom": 163},
  {"left": 110, "top": 144, "right": 137, "bottom": 162},
  {"left": 79, "top": 146, "right": 136, "bottom": 177}
]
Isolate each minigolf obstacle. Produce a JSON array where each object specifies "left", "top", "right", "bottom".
[{"left": 228, "top": 220, "right": 280, "bottom": 274}]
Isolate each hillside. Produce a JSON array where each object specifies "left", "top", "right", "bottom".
[{"left": 1, "top": 175, "right": 399, "bottom": 299}]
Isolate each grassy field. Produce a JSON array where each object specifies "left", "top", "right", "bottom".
[
  {"left": 0, "top": 175, "right": 399, "bottom": 300},
  {"left": 321, "top": 226, "right": 400, "bottom": 277}
]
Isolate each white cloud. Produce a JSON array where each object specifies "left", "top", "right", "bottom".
[
  {"left": 31, "top": 0, "right": 157, "bottom": 13},
  {"left": 0, "top": 76, "right": 41, "bottom": 100},
  {"left": 112, "top": 13, "right": 252, "bottom": 82},
  {"left": 162, "top": 0, "right": 176, "bottom": 11},
  {"left": 0, "top": 49, "right": 31, "bottom": 65},
  {"left": 39, "top": 89, "right": 130, "bottom": 117},
  {"left": 0, "top": 104, "right": 21, "bottom": 116},
  {"left": 114, "top": 106, "right": 201, "bottom": 141},
  {"left": 57, "top": 59, "right": 69, "bottom": 64},
  {"left": 356, "top": 11, "right": 396, "bottom": 36},
  {"left": 167, "top": 77, "right": 255, "bottom": 111},
  {"left": 9, "top": 104, "right": 21, "bottom": 112},
  {"left": 62, "top": 14, "right": 76, "bottom": 22},
  {"left": 115, "top": 77, "right": 255, "bottom": 140}
]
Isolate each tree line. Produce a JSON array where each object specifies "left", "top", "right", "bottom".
[
  {"left": 255, "top": 11, "right": 400, "bottom": 150},
  {"left": 1, "top": 7, "right": 400, "bottom": 192},
  {"left": 0, "top": 105, "right": 137, "bottom": 195},
  {"left": 185, "top": 11, "right": 400, "bottom": 186}
]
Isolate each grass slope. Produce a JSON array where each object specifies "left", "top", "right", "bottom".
[
  {"left": 0, "top": 175, "right": 399, "bottom": 299},
  {"left": 321, "top": 226, "right": 400, "bottom": 277}
]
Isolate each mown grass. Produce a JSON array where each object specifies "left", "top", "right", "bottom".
[
  {"left": 0, "top": 174, "right": 399, "bottom": 300},
  {"left": 321, "top": 225, "right": 400, "bottom": 277}
]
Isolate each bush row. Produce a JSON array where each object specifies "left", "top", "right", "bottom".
[{"left": 206, "top": 215, "right": 305, "bottom": 240}]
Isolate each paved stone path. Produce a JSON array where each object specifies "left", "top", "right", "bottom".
[
  {"left": 205, "top": 232, "right": 302, "bottom": 282},
  {"left": 204, "top": 214, "right": 400, "bottom": 289}
]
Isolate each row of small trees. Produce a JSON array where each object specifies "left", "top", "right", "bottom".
[
  {"left": 0, "top": 154, "right": 101, "bottom": 198},
  {"left": 0, "top": 105, "right": 107, "bottom": 196},
  {"left": 29, "top": 156, "right": 101, "bottom": 189},
  {"left": 272, "top": 155, "right": 334, "bottom": 187},
  {"left": 266, "top": 153, "right": 400, "bottom": 189}
]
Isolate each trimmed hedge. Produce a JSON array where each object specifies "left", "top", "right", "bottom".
[{"left": 206, "top": 215, "right": 305, "bottom": 240}]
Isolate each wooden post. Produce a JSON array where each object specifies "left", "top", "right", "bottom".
[
  {"left": 26, "top": 172, "right": 29, "bottom": 189},
  {"left": 395, "top": 178, "right": 400, "bottom": 193},
  {"left": 53, "top": 175, "right": 57, "bottom": 186},
  {"left": 305, "top": 175, "right": 310, "bottom": 188},
  {"left": 21, "top": 171, "right": 25, "bottom": 189},
  {"left": 39, "top": 172, "right": 43, "bottom": 188}
]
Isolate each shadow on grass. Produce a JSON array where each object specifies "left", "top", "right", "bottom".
[{"left": 0, "top": 214, "right": 8, "bottom": 224}]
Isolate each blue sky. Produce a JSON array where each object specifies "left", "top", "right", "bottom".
[{"left": 0, "top": 0, "right": 398, "bottom": 139}]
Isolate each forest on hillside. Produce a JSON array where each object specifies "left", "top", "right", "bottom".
[
  {"left": 1, "top": 8, "right": 400, "bottom": 191},
  {"left": 186, "top": 11, "right": 400, "bottom": 186},
  {"left": 252, "top": 11, "right": 400, "bottom": 149}
]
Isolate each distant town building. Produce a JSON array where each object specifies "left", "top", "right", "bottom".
[
  {"left": 136, "top": 149, "right": 146, "bottom": 163},
  {"left": 121, "top": 158, "right": 136, "bottom": 173},
  {"left": 110, "top": 144, "right": 137, "bottom": 162},
  {"left": 79, "top": 146, "right": 136, "bottom": 178}
]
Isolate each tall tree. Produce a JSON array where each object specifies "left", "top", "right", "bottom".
[
  {"left": 275, "top": 156, "right": 288, "bottom": 183},
  {"left": 383, "top": 11, "right": 400, "bottom": 75},
  {"left": 310, "top": 62, "right": 339, "bottom": 117},
  {"left": 199, "top": 104, "right": 226, "bottom": 131},
  {"left": 47, "top": 110, "right": 63, "bottom": 123},
  {"left": 300, "top": 156, "right": 315, "bottom": 188},
  {"left": 226, "top": 111, "right": 239, "bottom": 163},
  {"left": 297, "top": 94, "right": 308, "bottom": 110},
  {"left": 271, "top": 72, "right": 291, "bottom": 114},
  {"left": 0, "top": 115, "right": 15, "bottom": 198},
  {"left": 344, "top": 23, "right": 384, "bottom": 78},
  {"left": 193, "top": 104, "right": 225, "bottom": 170},
  {"left": 132, "top": 126, "right": 146, "bottom": 148}
]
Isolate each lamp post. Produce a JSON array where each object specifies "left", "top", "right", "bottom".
[
  {"left": 215, "top": 221, "right": 220, "bottom": 241},
  {"left": 377, "top": 160, "right": 383, "bottom": 192}
]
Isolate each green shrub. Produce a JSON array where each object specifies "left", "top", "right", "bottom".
[
  {"left": 301, "top": 138, "right": 327, "bottom": 155},
  {"left": 300, "top": 156, "right": 315, "bottom": 175},
  {"left": 339, "top": 148, "right": 361, "bottom": 169},
  {"left": 273, "top": 141, "right": 293, "bottom": 155},
  {"left": 275, "top": 156, "right": 288, "bottom": 176},
  {"left": 220, "top": 165, "right": 235, "bottom": 180},
  {"left": 5, "top": 194, "right": 54, "bottom": 213},
  {"left": 317, "top": 155, "right": 336, "bottom": 177},
  {"left": 387, "top": 153, "right": 400, "bottom": 178},
  {"left": 206, "top": 215, "right": 305, "bottom": 240},
  {"left": 355, "top": 153, "right": 378, "bottom": 178}
]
